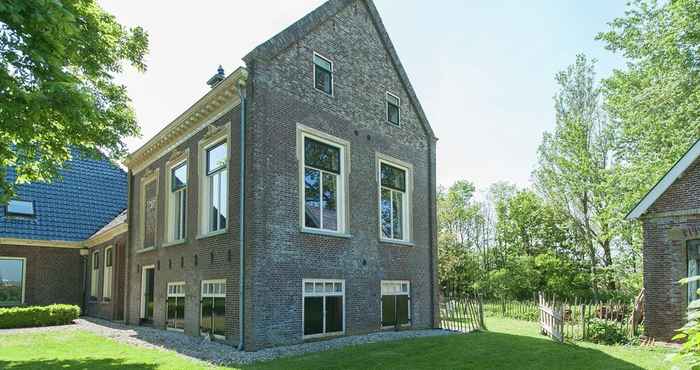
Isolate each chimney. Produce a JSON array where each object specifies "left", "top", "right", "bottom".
[{"left": 207, "top": 65, "right": 225, "bottom": 88}]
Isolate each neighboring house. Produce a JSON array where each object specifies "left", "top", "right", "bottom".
[
  {"left": 0, "top": 151, "right": 127, "bottom": 312},
  {"left": 122, "top": 0, "right": 438, "bottom": 350},
  {"left": 627, "top": 139, "right": 700, "bottom": 340}
]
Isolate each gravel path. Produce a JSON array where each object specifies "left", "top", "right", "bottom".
[{"left": 1, "top": 318, "right": 455, "bottom": 366}]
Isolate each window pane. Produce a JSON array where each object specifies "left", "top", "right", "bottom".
[
  {"left": 334, "top": 282, "right": 342, "bottom": 292},
  {"left": 174, "top": 190, "right": 186, "bottom": 240},
  {"left": 380, "top": 164, "right": 406, "bottom": 191},
  {"left": 304, "top": 168, "right": 321, "bottom": 228},
  {"left": 176, "top": 297, "right": 185, "bottom": 329},
  {"left": 315, "top": 68, "right": 332, "bottom": 94},
  {"left": 392, "top": 191, "right": 403, "bottom": 240},
  {"left": 387, "top": 94, "right": 399, "bottom": 106},
  {"left": 206, "top": 142, "right": 227, "bottom": 174},
  {"left": 325, "top": 296, "right": 343, "bottom": 333},
  {"left": 322, "top": 172, "right": 338, "bottom": 231},
  {"left": 213, "top": 297, "right": 226, "bottom": 337},
  {"left": 397, "top": 295, "right": 410, "bottom": 325},
  {"left": 201, "top": 297, "right": 213, "bottom": 334},
  {"left": 6, "top": 200, "right": 34, "bottom": 216},
  {"left": 387, "top": 102, "right": 400, "bottom": 125},
  {"left": 172, "top": 163, "right": 187, "bottom": 191},
  {"left": 381, "top": 189, "right": 392, "bottom": 238},
  {"left": 305, "top": 282, "right": 314, "bottom": 294},
  {"left": 219, "top": 170, "right": 227, "bottom": 230},
  {"left": 304, "top": 297, "right": 323, "bottom": 335},
  {"left": 315, "top": 282, "right": 324, "bottom": 293},
  {"left": 304, "top": 138, "right": 340, "bottom": 174},
  {"left": 0, "top": 259, "right": 23, "bottom": 304},
  {"left": 381, "top": 295, "right": 396, "bottom": 326},
  {"left": 210, "top": 173, "right": 220, "bottom": 231},
  {"left": 143, "top": 180, "right": 157, "bottom": 248},
  {"left": 313, "top": 54, "right": 332, "bottom": 71},
  {"left": 325, "top": 282, "right": 334, "bottom": 293}
]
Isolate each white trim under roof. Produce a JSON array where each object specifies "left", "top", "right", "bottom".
[{"left": 627, "top": 139, "right": 700, "bottom": 220}]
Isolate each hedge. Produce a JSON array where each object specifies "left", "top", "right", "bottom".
[{"left": 0, "top": 304, "right": 80, "bottom": 329}]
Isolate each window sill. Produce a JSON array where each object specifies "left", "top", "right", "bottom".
[
  {"left": 304, "top": 331, "right": 344, "bottom": 340},
  {"left": 379, "top": 239, "right": 415, "bottom": 247},
  {"left": 196, "top": 229, "right": 228, "bottom": 240},
  {"left": 386, "top": 120, "right": 401, "bottom": 127},
  {"left": 167, "top": 327, "right": 184, "bottom": 333},
  {"left": 301, "top": 228, "right": 352, "bottom": 239},
  {"left": 314, "top": 87, "right": 334, "bottom": 98},
  {"left": 162, "top": 239, "right": 186, "bottom": 248},
  {"left": 136, "top": 246, "right": 156, "bottom": 254}
]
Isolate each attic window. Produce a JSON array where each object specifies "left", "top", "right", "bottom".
[
  {"left": 386, "top": 92, "right": 400, "bottom": 126},
  {"left": 313, "top": 52, "right": 333, "bottom": 96},
  {"left": 6, "top": 200, "right": 35, "bottom": 217}
]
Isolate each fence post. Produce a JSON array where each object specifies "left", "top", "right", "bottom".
[
  {"left": 580, "top": 304, "right": 586, "bottom": 340},
  {"left": 478, "top": 295, "right": 485, "bottom": 330}
]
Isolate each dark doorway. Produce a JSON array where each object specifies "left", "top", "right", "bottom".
[{"left": 141, "top": 266, "right": 155, "bottom": 324}]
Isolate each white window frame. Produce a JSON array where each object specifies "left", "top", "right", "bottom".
[
  {"left": 302, "top": 278, "right": 345, "bottom": 339},
  {"left": 313, "top": 51, "right": 334, "bottom": 97},
  {"left": 0, "top": 256, "right": 26, "bottom": 306},
  {"left": 166, "top": 158, "right": 188, "bottom": 244},
  {"left": 166, "top": 281, "right": 186, "bottom": 332},
  {"left": 297, "top": 125, "right": 350, "bottom": 236},
  {"left": 380, "top": 280, "right": 411, "bottom": 328},
  {"left": 139, "top": 170, "right": 159, "bottom": 249},
  {"left": 376, "top": 154, "right": 413, "bottom": 243},
  {"left": 90, "top": 250, "right": 99, "bottom": 299},
  {"left": 103, "top": 246, "right": 113, "bottom": 301},
  {"left": 386, "top": 92, "right": 401, "bottom": 126},
  {"left": 200, "top": 279, "right": 226, "bottom": 340},
  {"left": 198, "top": 125, "right": 230, "bottom": 238}
]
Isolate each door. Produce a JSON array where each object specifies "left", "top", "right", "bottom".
[{"left": 141, "top": 266, "right": 155, "bottom": 324}]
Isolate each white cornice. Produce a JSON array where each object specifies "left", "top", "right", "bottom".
[
  {"left": 0, "top": 238, "right": 83, "bottom": 249},
  {"left": 125, "top": 67, "right": 248, "bottom": 173},
  {"left": 85, "top": 223, "right": 128, "bottom": 248}
]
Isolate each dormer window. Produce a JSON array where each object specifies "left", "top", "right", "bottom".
[
  {"left": 386, "top": 92, "right": 400, "bottom": 126},
  {"left": 313, "top": 52, "right": 333, "bottom": 96},
  {"left": 6, "top": 200, "right": 35, "bottom": 217}
]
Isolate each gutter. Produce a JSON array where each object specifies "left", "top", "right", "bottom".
[{"left": 237, "top": 77, "right": 247, "bottom": 351}]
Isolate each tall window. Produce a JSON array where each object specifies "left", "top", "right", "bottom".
[
  {"left": 303, "top": 279, "right": 344, "bottom": 338},
  {"left": 0, "top": 257, "right": 25, "bottom": 305},
  {"left": 386, "top": 92, "right": 400, "bottom": 126},
  {"left": 169, "top": 162, "right": 187, "bottom": 241},
  {"left": 90, "top": 251, "right": 99, "bottom": 299},
  {"left": 142, "top": 177, "right": 158, "bottom": 249},
  {"left": 167, "top": 282, "right": 185, "bottom": 331},
  {"left": 689, "top": 240, "right": 700, "bottom": 304},
  {"left": 302, "top": 135, "right": 345, "bottom": 232},
  {"left": 206, "top": 141, "right": 227, "bottom": 233},
  {"left": 103, "top": 247, "right": 113, "bottom": 301},
  {"left": 381, "top": 281, "right": 410, "bottom": 327},
  {"left": 379, "top": 161, "right": 409, "bottom": 241},
  {"left": 201, "top": 279, "right": 226, "bottom": 339},
  {"left": 313, "top": 52, "right": 333, "bottom": 95}
]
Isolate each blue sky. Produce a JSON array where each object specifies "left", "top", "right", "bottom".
[{"left": 101, "top": 0, "right": 628, "bottom": 193}]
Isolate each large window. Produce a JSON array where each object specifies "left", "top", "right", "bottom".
[
  {"left": 302, "top": 134, "right": 345, "bottom": 233},
  {"left": 90, "top": 251, "right": 99, "bottom": 299},
  {"left": 6, "top": 200, "right": 35, "bottom": 217},
  {"left": 201, "top": 279, "right": 225, "bottom": 339},
  {"left": 167, "top": 282, "right": 185, "bottom": 332},
  {"left": 381, "top": 281, "right": 410, "bottom": 327},
  {"left": 205, "top": 141, "right": 227, "bottom": 233},
  {"left": 103, "top": 247, "right": 113, "bottom": 301},
  {"left": 141, "top": 176, "right": 158, "bottom": 249},
  {"left": 313, "top": 52, "right": 333, "bottom": 95},
  {"left": 0, "top": 257, "right": 25, "bottom": 305},
  {"left": 169, "top": 162, "right": 187, "bottom": 242},
  {"left": 386, "top": 92, "right": 400, "bottom": 126},
  {"left": 303, "top": 279, "right": 344, "bottom": 338},
  {"left": 379, "top": 161, "right": 410, "bottom": 242}
]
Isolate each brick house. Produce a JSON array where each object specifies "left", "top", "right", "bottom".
[
  {"left": 0, "top": 150, "right": 127, "bottom": 320},
  {"left": 122, "top": 0, "right": 438, "bottom": 351},
  {"left": 627, "top": 139, "right": 700, "bottom": 340}
]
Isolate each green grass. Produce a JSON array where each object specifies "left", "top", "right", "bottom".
[{"left": 0, "top": 318, "right": 683, "bottom": 369}]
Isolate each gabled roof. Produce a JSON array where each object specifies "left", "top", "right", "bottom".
[
  {"left": 243, "top": 0, "right": 436, "bottom": 140},
  {"left": 626, "top": 138, "right": 700, "bottom": 220},
  {"left": 0, "top": 151, "right": 127, "bottom": 241}
]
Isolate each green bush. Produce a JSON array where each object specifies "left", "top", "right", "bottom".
[
  {"left": 585, "top": 318, "right": 630, "bottom": 345},
  {"left": 0, "top": 304, "right": 80, "bottom": 329}
]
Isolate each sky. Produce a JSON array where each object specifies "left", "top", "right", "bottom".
[{"left": 99, "top": 0, "right": 628, "bottom": 194}]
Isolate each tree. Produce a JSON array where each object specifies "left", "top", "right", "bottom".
[
  {"left": 597, "top": 0, "right": 700, "bottom": 211},
  {"left": 0, "top": 0, "right": 148, "bottom": 201}
]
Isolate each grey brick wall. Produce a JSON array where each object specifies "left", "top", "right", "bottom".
[{"left": 642, "top": 157, "right": 700, "bottom": 340}]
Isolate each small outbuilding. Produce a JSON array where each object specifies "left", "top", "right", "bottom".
[{"left": 627, "top": 139, "right": 700, "bottom": 340}]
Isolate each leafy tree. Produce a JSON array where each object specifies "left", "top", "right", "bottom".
[{"left": 0, "top": 0, "right": 148, "bottom": 201}]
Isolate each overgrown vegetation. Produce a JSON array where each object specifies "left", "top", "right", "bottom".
[{"left": 0, "top": 304, "right": 80, "bottom": 329}]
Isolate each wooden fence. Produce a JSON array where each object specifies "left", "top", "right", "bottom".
[
  {"left": 539, "top": 293, "right": 564, "bottom": 342},
  {"left": 439, "top": 289, "right": 485, "bottom": 333}
]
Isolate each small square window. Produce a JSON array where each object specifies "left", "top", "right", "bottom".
[
  {"left": 313, "top": 53, "right": 333, "bottom": 95},
  {"left": 6, "top": 200, "right": 35, "bottom": 217},
  {"left": 386, "top": 93, "right": 400, "bottom": 125}
]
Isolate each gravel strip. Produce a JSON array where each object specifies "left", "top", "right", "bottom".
[{"left": 1, "top": 318, "right": 455, "bottom": 365}]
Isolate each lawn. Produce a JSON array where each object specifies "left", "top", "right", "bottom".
[{"left": 0, "top": 318, "right": 682, "bottom": 370}]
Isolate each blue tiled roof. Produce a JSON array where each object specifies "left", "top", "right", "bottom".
[{"left": 0, "top": 151, "right": 127, "bottom": 242}]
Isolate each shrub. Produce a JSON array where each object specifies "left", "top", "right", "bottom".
[
  {"left": 0, "top": 304, "right": 80, "bottom": 329},
  {"left": 585, "top": 318, "right": 630, "bottom": 345}
]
